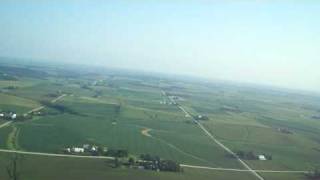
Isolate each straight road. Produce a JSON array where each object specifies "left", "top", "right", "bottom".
[
  {"left": 178, "top": 104, "right": 265, "bottom": 180},
  {"left": 181, "top": 164, "right": 308, "bottom": 174},
  {"left": 0, "top": 149, "right": 308, "bottom": 174},
  {"left": 25, "top": 94, "right": 67, "bottom": 115},
  {"left": 0, "top": 149, "right": 114, "bottom": 160},
  {"left": 164, "top": 90, "right": 265, "bottom": 180},
  {"left": 0, "top": 121, "right": 12, "bottom": 129}
]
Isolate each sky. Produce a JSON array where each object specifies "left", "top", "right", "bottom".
[{"left": 0, "top": 0, "right": 320, "bottom": 92}]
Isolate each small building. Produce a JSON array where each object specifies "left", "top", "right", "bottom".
[
  {"left": 91, "top": 146, "right": 98, "bottom": 152},
  {"left": 103, "top": 147, "right": 108, "bottom": 153},
  {"left": 258, "top": 155, "right": 266, "bottom": 161},
  {"left": 0, "top": 113, "right": 4, "bottom": 117},
  {"left": 72, "top": 147, "right": 84, "bottom": 153},
  {"left": 11, "top": 114, "right": 17, "bottom": 120},
  {"left": 83, "top": 144, "right": 90, "bottom": 150}
]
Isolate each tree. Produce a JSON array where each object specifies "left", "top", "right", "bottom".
[
  {"left": 6, "top": 153, "right": 21, "bottom": 180},
  {"left": 114, "top": 157, "right": 120, "bottom": 168},
  {"left": 128, "top": 157, "right": 135, "bottom": 166},
  {"left": 159, "top": 160, "right": 181, "bottom": 172},
  {"left": 306, "top": 168, "right": 320, "bottom": 179}
]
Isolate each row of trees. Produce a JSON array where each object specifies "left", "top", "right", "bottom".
[
  {"left": 111, "top": 153, "right": 181, "bottom": 172},
  {"left": 106, "top": 149, "right": 128, "bottom": 158},
  {"left": 306, "top": 169, "right": 320, "bottom": 179},
  {"left": 235, "top": 151, "right": 272, "bottom": 160},
  {"left": 40, "top": 100, "right": 79, "bottom": 115},
  {"left": 138, "top": 154, "right": 181, "bottom": 172}
]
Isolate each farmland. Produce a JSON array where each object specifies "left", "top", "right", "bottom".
[{"left": 0, "top": 61, "right": 320, "bottom": 180}]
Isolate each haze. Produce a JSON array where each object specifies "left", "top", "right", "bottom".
[{"left": 0, "top": 1, "right": 319, "bottom": 92}]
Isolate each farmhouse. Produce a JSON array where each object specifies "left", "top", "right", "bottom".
[
  {"left": 11, "top": 113, "right": 17, "bottom": 120},
  {"left": 91, "top": 146, "right": 98, "bottom": 152},
  {"left": 72, "top": 147, "right": 85, "bottom": 153},
  {"left": 0, "top": 112, "right": 18, "bottom": 120},
  {"left": 83, "top": 144, "right": 90, "bottom": 150},
  {"left": 258, "top": 155, "right": 267, "bottom": 161},
  {"left": 195, "top": 115, "right": 209, "bottom": 121}
]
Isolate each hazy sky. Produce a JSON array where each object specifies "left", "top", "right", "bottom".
[{"left": 0, "top": 1, "right": 320, "bottom": 92}]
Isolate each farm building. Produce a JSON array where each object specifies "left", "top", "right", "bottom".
[
  {"left": 258, "top": 155, "right": 266, "bottom": 161},
  {"left": 72, "top": 147, "right": 85, "bottom": 153},
  {"left": 11, "top": 113, "right": 17, "bottom": 119}
]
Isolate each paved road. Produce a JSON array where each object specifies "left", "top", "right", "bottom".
[
  {"left": 51, "top": 94, "right": 67, "bottom": 103},
  {"left": 0, "top": 121, "right": 12, "bottom": 129},
  {"left": 0, "top": 149, "right": 114, "bottom": 160},
  {"left": 0, "top": 148, "right": 307, "bottom": 174},
  {"left": 1, "top": 94, "right": 67, "bottom": 130},
  {"left": 25, "top": 94, "right": 67, "bottom": 115},
  {"left": 178, "top": 104, "right": 265, "bottom": 180},
  {"left": 180, "top": 164, "right": 308, "bottom": 173},
  {"left": 163, "top": 91, "right": 265, "bottom": 180}
]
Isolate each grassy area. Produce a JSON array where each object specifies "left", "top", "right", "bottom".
[
  {"left": 0, "top": 93, "right": 40, "bottom": 113},
  {"left": 0, "top": 152, "right": 258, "bottom": 180},
  {"left": 0, "top": 63, "right": 319, "bottom": 179}
]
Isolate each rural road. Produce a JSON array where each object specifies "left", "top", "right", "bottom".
[
  {"left": 51, "top": 94, "right": 67, "bottom": 103},
  {"left": 0, "top": 148, "right": 308, "bottom": 174},
  {"left": 0, "top": 121, "right": 12, "bottom": 129},
  {"left": 25, "top": 94, "right": 67, "bottom": 115},
  {"left": 0, "top": 149, "right": 114, "bottom": 160},
  {"left": 180, "top": 164, "right": 308, "bottom": 174},
  {"left": 164, "top": 91, "right": 265, "bottom": 180},
  {"left": 178, "top": 104, "right": 265, "bottom": 180},
  {"left": 0, "top": 91, "right": 309, "bottom": 176}
]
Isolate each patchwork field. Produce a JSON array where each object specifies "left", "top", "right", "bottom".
[{"left": 0, "top": 63, "right": 320, "bottom": 180}]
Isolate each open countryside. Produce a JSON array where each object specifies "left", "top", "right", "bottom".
[
  {"left": 0, "top": 61, "right": 320, "bottom": 180},
  {"left": 1, "top": 1, "right": 320, "bottom": 180}
]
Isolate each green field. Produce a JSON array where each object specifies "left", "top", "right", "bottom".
[{"left": 0, "top": 62, "right": 320, "bottom": 180}]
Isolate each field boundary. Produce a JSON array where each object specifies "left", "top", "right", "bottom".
[
  {"left": 180, "top": 164, "right": 308, "bottom": 173},
  {"left": 177, "top": 104, "right": 265, "bottom": 180},
  {"left": 0, "top": 149, "right": 308, "bottom": 174},
  {"left": 0, "top": 121, "right": 12, "bottom": 129},
  {"left": 0, "top": 149, "right": 114, "bottom": 159}
]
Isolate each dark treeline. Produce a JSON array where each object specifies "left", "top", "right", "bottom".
[
  {"left": 139, "top": 154, "right": 181, "bottom": 172},
  {"left": 306, "top": 169, "right": 320, "bottom": 179},
  {"left": 40, "top": 101, "right": 79, "bottom": 115}
]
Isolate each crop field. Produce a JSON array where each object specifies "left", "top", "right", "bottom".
[{"left": 0, "top": 63, "right": 320, "bottom": 180}]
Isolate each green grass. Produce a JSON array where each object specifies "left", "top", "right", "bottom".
[
  {"left": 0, "top": 93, "right": 40, "bottom": 113},
  {"left": 0, "top": 126, "right": 11, "bottom": 148},
  {"left": 0, "top": 152, "right": 258, "bottom": 180},
  {"left": 0, "top": 63, "right": 320, "bottom": 179}
]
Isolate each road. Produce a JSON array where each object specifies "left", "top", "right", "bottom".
[
  {"left": 0, "top": 121, "right": 12, "bottom": 129},
  {"left": 0, "top": 148, "right": 307, "bottom": 174},
  {"left": 180, "top": 164, "right": 308, "bottom": 174},
  {"left": 0, "top": 90, "right": 308, "bottom": 176},
  {"left": 51, "top": 94, "right": 67, "bottom": 103},
  {"left": 0, "top": 149, "right": 114, "bottom": 160},
  {"left": 176, "top": 104, "right": 309, "bottom": 177},
  {"left": 178, "top": 104, "right": 264, "bottom": 180},
  {"left": 25, "top": 94, "right": 67, "bottom": 115},
  {"left": 165, "top": 92, "right": 265, "bottom": 180},
  {"left": 1, "top": 94, "right": 67, "bottom": 129}
]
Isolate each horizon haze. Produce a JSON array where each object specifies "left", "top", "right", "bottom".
[{"left": 0, "top": 1, "right": 319, "bottom": 92}]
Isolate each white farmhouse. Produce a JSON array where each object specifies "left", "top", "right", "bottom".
[
  {"left": 11, "top": 114, "right": 17, "bottom": 120},
  {"left": 72, "top": 147, "right": 84, "bottom": 153},
  {"left": 258, "top": 155, "right": 266, "bottom": 161},
  {"left": 91, "top": 146, "right": 97, "bottom": 152}
]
